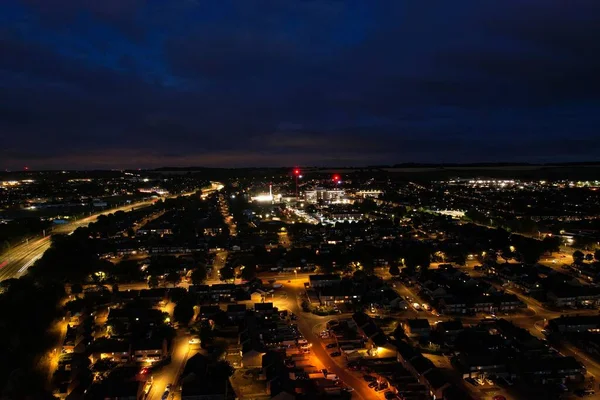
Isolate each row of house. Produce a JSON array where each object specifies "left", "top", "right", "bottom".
[
  {"left": 453, "top": 319, "right": 585, "bottom": 384},
  {"left": 416, "top": 265, "right": 525, "bottom": 315},
  {"left": 487, "top": 263, "right": 600, "bottom": 308}
]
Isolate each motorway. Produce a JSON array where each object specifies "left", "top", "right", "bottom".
[
  {"left": 0, "top": 199, "right": 157, "bottom": 281},
  {"left": 0, "top": 183, "right": 223, "bottom": 282}
]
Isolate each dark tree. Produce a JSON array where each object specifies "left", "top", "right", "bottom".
[
  {"left": 389, "top": 265, "right": 400, "bottom": 276},
  {"left": 542, "top": 236, "right": 561, "bottom": 254},
  {"left": 595, "top": 249, "right": 600, "bottom": 262},
  {"left": 165, "top": 271, "right": 181, "bottom": 287},
  {"left": 482, "top": 251, "right": 498, "bottom": 266},
  {"left": 518, "top": 242, "right": 544, "bottom": 265},
  {"left": 585, "top": 253, "right": 594, "bottom": 262},
  {"left": 358, "top": 198, "right": 378, "bottom": 214},
  {"left": 301, "top": 299, "right": 310, "bottom": 312},
  {"left": 174, "top": 298, "right": 195, "bottom": 325},
  {"left": 148, "top": 255, "right": 180, "bottom": 276},
  {"left": 211, "top": 360, "right": 234, "bottom": 380},
  {"left": 199, "top": 325, "right": 214, "bottom": 348},
  {"left": 148, "top": 276, "right": 159, "bottom": 289},
  {"left": 360, "top": 259, "right": 375, "bottom": 275},
  {"left": 113, "top": 259, "right": 143, "bottom": 282},
  {"left": 191, "top": 266, "right": 208, "bottom": 285},
  {"left": 500, "top": 247, "right": 514, "bottom": 263},
  {"left": 240, "top": 265, "right": 257, "bottom": 281},
  {"left": 219, "top": 266, "right": 235, "bottom": 281},
  {"left": 71, "top": 283, "right": 83, "bottom": 296},
  {"left": 573, "top": 250, "right": 585, "bottom": 264},
  {"left": 403, "top": 244, "right": 431, "bottom": 272},
  {"left": 353, "top": 270, "right": 367, "bottom": 281}
]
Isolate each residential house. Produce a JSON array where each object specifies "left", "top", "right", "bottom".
[
  {"left": 139, "top": 288, "right": 167, "bottom": 304},
  {"left": 435, "top": 320, "right": 464, "bottom": 343},
  {"left": 438, "top": 296, "right": 468, "bottom": 315},
  {"left": 62, "top": 325, "right": 79, "bottom": 354},
  {"left": 407, "top": 355, "right": 435, "bottom": 378},
  {"left": 517, "top": 356, "right": 585, "bottom": 383},
  {"left": 242, "top": 348, "right": 265, "bottom": 369},
  {"left": 86, "top": 379, "right": 141, "bottom": 400},
  {"left": 309, "top": 274, "right": 341, "bottom": 288},
  {"left": 199, "top": 305, "right": 222, "bottom": 320},
  {"left": 254, "top": 302, "right": 277, "bottom": 318},
  {"left": 423, "top": 369, "right": 451, "bottom": 399},
  {"left": 132, "top": 336, "right": 168, "bottom": 363},
  {"left": 189, "top": 285, "right": 210, "bottom": 298},
  {"left": 455, "top": 352, "right": 507, "bottom": 378},
  {"left": 403, "top": 319, "right": 431, "bottom": 339},
  {"left": 88, "top": 338, "right": 131, "bottom": 364},
  {"left": 226, "top": 304, "right": 247, "bottom": 321},
  {"left": 210, "top": 284, "right": 236, "bottom": 302},
  {"left": 547, "top": 285, "right": 600, "bottom": 307},
  {"left": 494, "top": 293, "right": 524, "bottom": 312},
  {"left": 317, "top": 286, "right": 361, "bottom": 306},
  {"left": 548, "top": 315, "right": 600, "bottom": 333}
]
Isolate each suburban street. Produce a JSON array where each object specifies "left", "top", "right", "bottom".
[
  {"left": 273, "top": 277, "right": 373, "bottom": 400},
  {"left": 146, "top": 330, "right": 194, "bottom": 400}
]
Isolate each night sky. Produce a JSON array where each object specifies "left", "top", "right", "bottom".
[{"left": 1, "top": 1, "right": 599, "bottom": 169}]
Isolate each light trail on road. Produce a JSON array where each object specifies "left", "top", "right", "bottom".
[{"left": 0, "top": 183, "right": 223, "bottom": 282}]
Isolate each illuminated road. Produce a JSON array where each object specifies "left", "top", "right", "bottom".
[
  {"left": 275, "top": 278, "right": 369, "bottom": 400},
  {"left": 146, "top": 330, "right": 193, "bottom": 400},
  {"left": 0, "top": 183, "right": 223, "bottom": 281},
  {"left": 0, "top": 199, "right": 160, "bottom": 281}
]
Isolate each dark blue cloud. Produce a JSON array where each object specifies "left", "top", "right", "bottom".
[{"left": 1, "top": 0, "right": 599, "bottom": 169}]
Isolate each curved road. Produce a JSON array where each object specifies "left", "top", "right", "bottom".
[
  {"left": 0, "top": 199, "right": 155, "bottom": 281},
  {"left": 0, "top": 183, "right": 223, "bottom": 281}
]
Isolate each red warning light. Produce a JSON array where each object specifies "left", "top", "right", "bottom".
[{"left": 294, "top": 169, "right": 300, "bottom": 176}]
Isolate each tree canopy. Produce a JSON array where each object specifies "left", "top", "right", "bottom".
[
  {"left": 191, "top": 266, "right": 208, "bottom": 285},
  {"left": 174, "top": 297, "right": 195, "bottom": 325}
]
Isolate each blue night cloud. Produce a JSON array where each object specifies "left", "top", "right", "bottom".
[{"left": 1, "top": 0, "right": 599, "bottom": 169}]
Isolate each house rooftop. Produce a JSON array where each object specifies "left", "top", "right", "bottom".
[
  {"left": 550, "top": 315, "right": 600, "bottom": 326},
  {"left": 227, "top": 304, "right": 246, "bottom": 313},
  {"left": 88, "top": 379, "right": 139, "bottom": 398},
  {"left": 437, "top": 320, "right": 463, "bottom": 331},
  {"left": 181, "top": 377, "right": 226, "bottom": 397},
  {"left": 396, "top": 340, "right": 419, "bottom": 361},
  {"left": 423, "top": 368, "right": 449, "bottom": 389},
  {"left": 132, "top": 336, "right": 165, "bottom": 351},
  {"left": 309, "top": 274, "right": 341, "bottom": 282},
  {"left": 407, "top": 319, "right": 431, "bottom": 330},
  {"left": 89, "top": 338, "right": 130, "bottom": 353},
  {"left": 200, "top": 305, "right": 221, "bottom": 314},
  {"left": 254, "top": 302, "right": 274, "bottom": 311},
  {"left": 189, "top": 284, "right": 210, "bottom": 292},
  {"left": 211, "top": 283, "right": 236, "bottom": 291},
  {"left": 410, "top": 355, "right": 435, "bottom": 375},
  {"left": 442, "top": 385, "right": 472, "bottom": 400}
]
